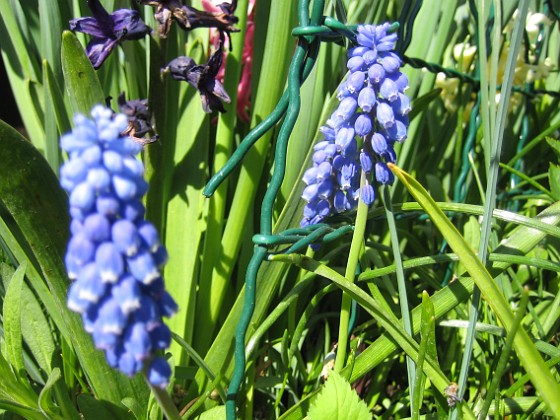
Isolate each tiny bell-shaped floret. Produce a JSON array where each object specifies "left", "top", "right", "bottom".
[
  {"left": 358, "top": 86, "right": 377, "bottom": 112},
  {"left": 355, "top": 114, "right": 372, "bottom": 137},
  {"left": 328, "top": 97, "right": 358, "bottom": 128},
  {"left": 375, "top": 162, "right": 395, "bottom": 185},
  {"left": 360, "top": 183, "right": 375, "bottom": 205},
  {"left": 380, "top": 78, "right": 399, "bottom": 102},
  {"left": 347, "top": 56, "right": 365, "bottom": 72}
]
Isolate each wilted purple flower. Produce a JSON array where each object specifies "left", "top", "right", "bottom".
[
  {"left": 162, "top": 42, "right": 231, "bottom": 113},
  {"left": 140, "top": 0, "right": 238, "bottom": 38},
  {"left": 300, "top": 23, "right": 410, "bottom": 227},
  {"left": 69, "top": 0, "right": 152, "bottom": 69},
  {"left": 117, "top": 93, "right": 158, "bottom": 144},
  {"left": 60, "top": 105, "right": 177, "bottom": 387}
]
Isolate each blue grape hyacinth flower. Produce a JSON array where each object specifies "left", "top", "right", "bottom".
[
  {"left": 60, "top": 105, "right": 177, "bottom": 388},
  {"left": 300, "top": 23, "right": 410, "bottom": 227},
  {"left": 70, "top": 0, "right": 152, "bottom": 69}
]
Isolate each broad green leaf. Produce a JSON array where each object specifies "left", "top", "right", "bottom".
[
  {"left": 2, "top": 262, "right": 27, "bottom": 382},
  {"left": 0, "top": 215, "right": 68, "bottom": 346},
  {"left": 165, "top": 82, "right": 210, "bottom": 364},
  {"left": 61, "top": 30, "right": 105, "bottom": 115},
  {"left": 20, "top": 276, "right": 56, "bottom": 377},
  {"left": 307, "top": 371, "right": 370, "bottom": 420},
  {"left": 121, "top": 398, "right": 145, "bottom": 420},
  {"left": 390, "top": 163, "right": 560, "bottom": 415}
]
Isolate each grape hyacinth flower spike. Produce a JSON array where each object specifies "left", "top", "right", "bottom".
[
  {"left": 60, "top": 105, "right": 177, "bottom": 388},
  {"left": 300, "top": 23, "right": 410, "bottom": 227},
  {"left": 69, "top": 0, "right": 152, "bottom": 69}
]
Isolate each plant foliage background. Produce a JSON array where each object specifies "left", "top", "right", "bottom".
[{"left": 0, "top": 0, "right": 560, "bottom": 418}]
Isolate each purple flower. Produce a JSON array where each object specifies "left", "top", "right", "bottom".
[
  {"left": 140, "top": 0, "right": 239, "bottom": 39},
  {"left": 300, "top": 23, "right": 410, "bottom": 227},
  {"left": 69, "top": 0, "right": 151, "bottom": 69},
  {"left": 118, "top": 93, "right": 158, "bottom": 145},
  {"left": 163, "top": 42, "right": 231, "bottom": 113},
  {"left": 60, "top": 106, "right": 177, "bottom": 388}
]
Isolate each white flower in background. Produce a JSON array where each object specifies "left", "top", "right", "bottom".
[{"left": 437, "top": 9, "right": 555, "bottom": 115}]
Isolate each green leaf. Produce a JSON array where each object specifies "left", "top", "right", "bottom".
[
  {"left": 389, "top": 163, "right": 560, "bottom": 416},
  {"left": 2, "top": 257, "right": 56, "bottom": 384},
  {"left": 38, "top": 368, "right": 63, "bottom": 419},
  {"left": 278, "top": 199, "right": 560, "bottom": 420},
  {"left": 545, "top": 136, "right": 560, "bottom": 160},
  {"left": 43, "top": 59, "right": 71, "bottom": 144},
  {"left": 0, "top": 351, "right": 41, "bottom": 419},
  {"left": 39, "top": 0, "right": 62, "bottom": 86},
  {"left": 307, "top": 371, "right": 370, "bottom": 420},
  {"left": 61, "top": 30, "right": 105, "bottom": 115},
  {"left": 548, "top": 163, "right": 560, "bottom": 200},
  {"left": 20, "top": 276, "right": 56, "bottom": 377},
  {"left": 2, "top": 262, "right": 27, "bottom": 382},
  {"left": 413, "top": 291, "right": 444, "bottom": 417},
  {"left": 77, "top": 394, "right": 130, "bottom": 420},
  {"left": 195, "top": 405, "right": 226, "bottom": 419},
  {"left": 121, "top": 398, "right": 145, "bottom": 420},
  {"left": 0, "top": 1, "right": 38, "bottom": 80},
  {"left": 409, "top": 88, "right": 443, "bottom": 121}
]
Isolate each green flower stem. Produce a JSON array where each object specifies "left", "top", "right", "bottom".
[
  {"left": 145, "top": 376, "right": 180, "bottom": 420},
  {"left": 334, "top": 171, "right": 368, "bottom": 372}
]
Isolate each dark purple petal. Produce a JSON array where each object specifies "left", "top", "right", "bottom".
[
  {"left": 70, "top": 16, "right": 110, "bottom": 38},
  {"left": 111, "top": 9, "right": 151, "bottom": 40},
  {"left": 86, "top": 37, "right": 119, "bottom": 69}
]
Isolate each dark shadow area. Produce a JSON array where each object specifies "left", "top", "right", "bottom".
[{"left": 0, "top": 53, "right": 23, "bottom": 128}]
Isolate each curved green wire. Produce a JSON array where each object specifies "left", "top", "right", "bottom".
[{"left": 225, "top": 1, "right": 325, "bottom": 418}]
